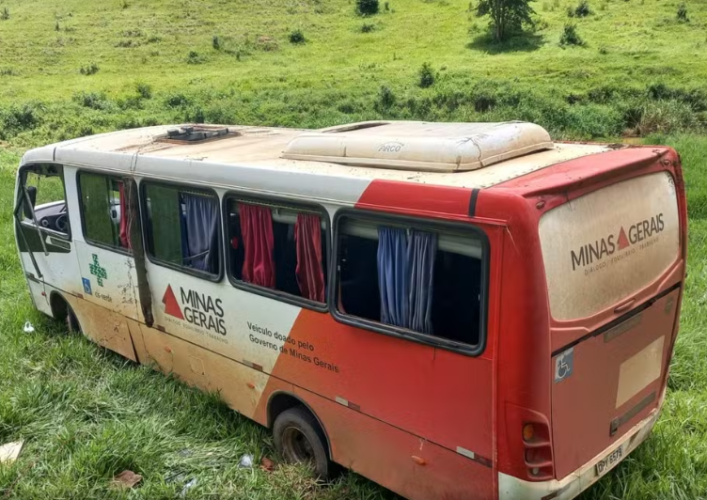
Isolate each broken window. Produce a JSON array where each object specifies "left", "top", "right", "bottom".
[
  {"left": 226, "top": 197, "right": 328, "bottom": 305},
  {"left": 20, "top": 164, "right": 69, "bottom": 235},
  {"left": 79, "top": 172, "right": 131, "bottom": 251},
  {"left": 335, "top": 214, "right": 486, "bottom": 348},
  {"left": 143, "top": 182, "right": 221, "bottom": 276}
]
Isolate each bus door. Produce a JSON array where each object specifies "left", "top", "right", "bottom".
[
  {"left": 71, "top": 170, "right": 143, "bottom": 360},
  {"left": 14, "top": 164, "right": 82, "bottom": 315}
]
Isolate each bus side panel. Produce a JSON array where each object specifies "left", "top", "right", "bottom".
[
  {"left": 473, "top": 190, "right": 554, "bottom": 483},
  {"left": 137, "top": 323, "right": 272, "bottom": 424},
  {"left": 72, "top": 296, "right": 138, "bottom": 362},
  {"left": 259, "top": 308, "right": 495, "bottom": 460},
  {"left": 297, "top": 388, "right": 496, "bottom": 500},
  {"left": 252, "top": 307, "right": 495, "bottom": 498}
]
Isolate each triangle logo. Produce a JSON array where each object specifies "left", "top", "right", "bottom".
[
  {"left": 162, "top": 285, "right": 184, "bottom": 319},
  {"left": 617, "top": 227, "right": 630, "bottom": 250}
]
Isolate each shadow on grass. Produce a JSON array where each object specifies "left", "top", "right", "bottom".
[{"left": 467, "top": 32, "right": 545, "bottom": 54}]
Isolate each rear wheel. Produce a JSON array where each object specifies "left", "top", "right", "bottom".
[{"left": 273, "top": 406, "right": 333, "bottom": 479}]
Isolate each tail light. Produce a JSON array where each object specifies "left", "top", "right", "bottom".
[{"left": 522, "top": 421, "right": 554, "bottom": 480}]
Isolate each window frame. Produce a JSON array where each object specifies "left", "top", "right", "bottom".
[
  {"left": 140, "top": 179, "right": 224, "bottom": 282},
  {"left": 17, "top": 163, "right": 72, "bottom": 241},
  {"left": 222, "top": 192, "right": 331, "bottom": 313},
  {"left": 330, "top": 208, "right": 490, "bottom": 357},
  {"left": 76, "top": 169, "right": 134, "bottom": 256}
]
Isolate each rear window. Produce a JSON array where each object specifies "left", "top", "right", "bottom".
[{"left": 539, "top": 171, "right": 680, "bottom": 320}]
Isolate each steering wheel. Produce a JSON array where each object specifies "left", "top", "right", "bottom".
[{"left": 55, "top": 214, "right": 68, "bottom": 233}]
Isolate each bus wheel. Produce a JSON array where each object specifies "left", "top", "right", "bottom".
[
  {"left": 50, "top": 294, "right": 81, "bottom": 334},
  {"left": 66, "top": 304, "right": 81, "bottom": 334},
  {"left": 273, "top": 406, "right": 333, "bottom": 479}
]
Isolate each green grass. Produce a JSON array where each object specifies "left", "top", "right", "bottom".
[
  {"left": 1, "top": 0, "right": 707, "bottom": 145},
  {"left": 2, "top": 0, "right": 707, "bottom": 498}
]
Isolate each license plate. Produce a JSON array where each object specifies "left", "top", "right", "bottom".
[{"left": 595, "top": 445, "right": 624, "bottom": 477}]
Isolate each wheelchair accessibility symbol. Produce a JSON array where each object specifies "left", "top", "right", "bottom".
[{"left": 554, "top": 347, "right": 574, "bottom": 383}]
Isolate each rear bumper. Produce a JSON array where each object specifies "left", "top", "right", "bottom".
[{"left": 498, "top": 406, "right": 660, "bottom": 500}]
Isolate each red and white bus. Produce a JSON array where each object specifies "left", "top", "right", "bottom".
[{"left": 14, "top": 121, "right": 686, "bottom": 500}]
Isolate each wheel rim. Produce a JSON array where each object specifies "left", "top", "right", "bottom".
[{"left": 281, "top": 426, "right": 315, "bottom": 464}]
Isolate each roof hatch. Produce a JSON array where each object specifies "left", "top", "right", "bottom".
[{"left": 281, "top": 121, "right": 553, "bottom": 172}]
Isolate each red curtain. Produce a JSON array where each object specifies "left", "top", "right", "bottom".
[
  {"left": 295, "top": 213, "right": 325, "bottom": 302},
  {"left": 240, "top": 203, "right": 276, "bottom": 288},
  {"left": 118, "top": 182, "right": 131, "bottom": 249}
]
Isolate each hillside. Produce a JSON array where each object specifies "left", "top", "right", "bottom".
[
  {"left": 2, "top": 1, "right": 707, "bottom": 499},
  {"left": 1, "top": 0, "right": 707, "bottom": 146}
]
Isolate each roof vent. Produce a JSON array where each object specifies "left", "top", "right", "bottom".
[
  {"left": 282, "top": 121, "right": 553, "bottom": 172},
  {"left": 158, "top": 125, "right": 239, "bottom": 144}
]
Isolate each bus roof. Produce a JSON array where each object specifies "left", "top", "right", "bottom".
[{"left": 22, "top": 121, "right": 612, "bottom": 191}]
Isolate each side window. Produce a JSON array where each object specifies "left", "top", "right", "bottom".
[
  {"left": 143, "top": 182, "right": 221, "bottom": 277},
  {"left": 335, "top": 214, "right": 486, "bottom": 350},
  {"left": 79, "top": 172, "right": 132, "bottom": 251},
  {"left": 225, "top": 197, "right": 328, "bottom": 305},
  {"left": 20, "top": 164, "right": 70, "bottom": 235}
]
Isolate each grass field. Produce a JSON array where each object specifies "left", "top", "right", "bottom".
[{"left": 2, "top": 0, "right": 707, "bottom": 498}]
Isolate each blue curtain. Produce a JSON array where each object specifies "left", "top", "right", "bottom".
[
  {"left": 377, "top": 227, "right": 409, "bottom": 329},
  {"left": 182, "top": 193, "right": 219, "bottom": 273},
  {"left": 407, "top": 230, "right": 437, "bottom": 334},
  {"left": 377, "top": 226, "right": 437, "bottom": 334}
]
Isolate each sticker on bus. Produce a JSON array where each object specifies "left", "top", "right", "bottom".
[{"left": 554, "top": 347, "right": 574, "bottom": 383}]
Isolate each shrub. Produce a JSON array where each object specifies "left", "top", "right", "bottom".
[
  {"left": 289, "top": 29, "right": 306, "bottom": 44},
  {"left": 360, "top": 23, "right": 376, "bottom": 33},
  {"left": 186, "top": 51, "right": 206, "bottom": 64},
  {"left": 72, "top": 91, "right": 111, "bottom": 110},
  {"left": 79, "top": 62, "right": 100, "bottom": 75},
  {"left": 418, "top": 62, "right": 435, "bottom": 88},
  {"left": 357, "top": 0, "right": 379, "bottom": 16},
  {"left": 385, "top": 1, "right": 390, "bottom": 10},
  {"left": 136, "top": 82, "right": 152, "bottom": 99},
  {"left": 646, "top": 83, "right": 707, "bottom": 112},
  {"left": 165, "top": 93, "right": 190, "bottom": 107},
  {"left": 1, "top": 7, "right": 9, "bottom": 20},
  {"left": 212, "top": 35, "right": 222, "bottom": 50},
  {"left": 0, "top": 103, "right": 44, "bottom": 140},
  {"left": 677, "top": 3, "right": 689, "bottom": 22},
  {"left": 121, "top": 0, "right": 129, "bottom": 9},
  {"left": 55, "top": 21, "right": 60, "bottom": 31},
  {"left": 623, "top": 99, "right": 697, "bottom": 136},
  {"left": 377, "top": 85, "right": 396, "bottom": 109},
  {"left": 560, "top": 24, "right": 585, "bottom": 46},
  {"left": 573, "top": 0, "right": 592, "bottom": 17}
]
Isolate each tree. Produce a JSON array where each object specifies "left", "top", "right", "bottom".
[{"left": 476, "top": 0, "right": 535, "bottom": 42}]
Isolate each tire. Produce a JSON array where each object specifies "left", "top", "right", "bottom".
[
  {"left": 273, "top": 406, "right": 334, "bottom": 479},
  {"left": 65, "top": 304, "right": 81, "bottom": 334}
]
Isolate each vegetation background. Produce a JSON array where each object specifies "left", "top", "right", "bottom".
[{"left": 1, "top": 0, "right": 707, "bottom": 498}]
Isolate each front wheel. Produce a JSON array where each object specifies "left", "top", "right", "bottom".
[
  {"left": 273, "top": 406, "right": 334, "bottom": 479},
  {"left": 65, "top": 303, "right": 81, "bottom": 334}
]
